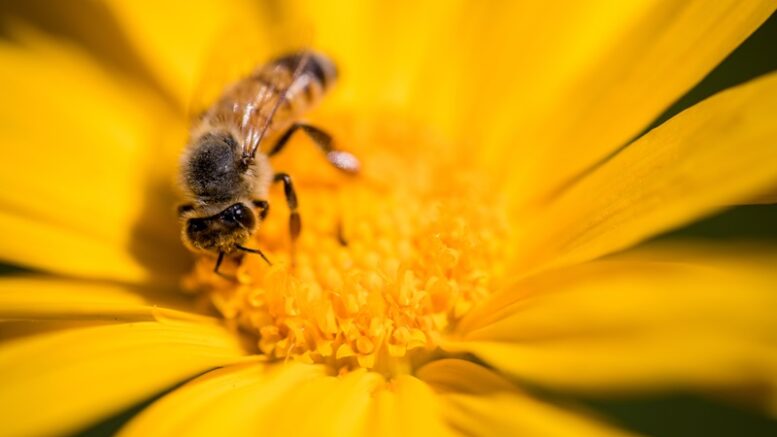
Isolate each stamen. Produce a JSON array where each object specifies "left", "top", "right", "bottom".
[{"left": 188, "top": 116, "right": 512, "bottom": 373}]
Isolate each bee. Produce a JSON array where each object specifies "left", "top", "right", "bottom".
[{"left": 177, "top": 52, "right": 359, "bottom": 276}]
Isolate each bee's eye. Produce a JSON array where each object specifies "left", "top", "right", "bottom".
[
  {"left": 220, "top": 203, "right": 255, "bottom": 229},
  {"left": 187, "top": 218, "right": 208, "bottom": 234}
]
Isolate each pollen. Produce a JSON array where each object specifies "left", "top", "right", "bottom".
[{"left": 187, "top": 114, "right": 512, "bottom": 373}]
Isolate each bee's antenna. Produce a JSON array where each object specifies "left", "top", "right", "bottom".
[
  {"left": 214, "top": 251, "right": 226, "bottom": 273},
  {"left": 213, "top": 251, "right": 237, "bottom": 282},
  {"left": 236, "top": 244, "right": 272, "bottom": 266}
]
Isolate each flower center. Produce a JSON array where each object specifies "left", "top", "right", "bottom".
[{"left": 187, "top": 114, "right": 512, "bottom": 373}]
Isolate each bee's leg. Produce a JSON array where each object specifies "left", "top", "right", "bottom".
[
  {"left": 335, "top": 219, "right": 348, "bottom": 247},
  {"left": 268, "top": 123, "right": 360, "bottom": 174},
  {"left": 273, "top": 173, "right": 301, "bottom": 263},
  {"left": 252, "top": 199, "right": 270, "bottom": 221},
  {"left": 266, "top": 124, "right": 298, "bottom": 156},
  {"left": 299, "top": 124, "right": 360, "bottom": 173}
]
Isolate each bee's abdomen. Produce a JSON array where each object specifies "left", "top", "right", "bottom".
[
  {"left": 208, "top": 52, "right": 337, "bottom": 137},
  {"left": 250, "top": 52, "right": 337, "bottom": 118},
  {"left": 272, "top": 52, "right": 337, "bottom": 92}
]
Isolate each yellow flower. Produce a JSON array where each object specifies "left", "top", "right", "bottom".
[{"left": 2, "top": 1, "right": 777, "bottom": 436}]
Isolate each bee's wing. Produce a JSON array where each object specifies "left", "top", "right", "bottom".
[
  {"left": 187, "top": 11, "right": 313, "bottom": 123},
  {"left": 242, "top": 51, "right": 314, "bottom": 160},
  {"left": 187, "top": 24, "right": 268, "bottom": 122}
]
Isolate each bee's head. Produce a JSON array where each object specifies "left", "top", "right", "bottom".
[{"left": 181, "top": 202, "right": 256, "bottom": 254}]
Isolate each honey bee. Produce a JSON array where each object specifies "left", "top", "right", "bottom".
[{"left": 177, "top": 52, "right": 359, "bottom": 276}]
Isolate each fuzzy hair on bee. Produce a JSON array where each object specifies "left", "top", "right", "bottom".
[{"left": 177, "top": 51, "right": 359, "bottom": 277}]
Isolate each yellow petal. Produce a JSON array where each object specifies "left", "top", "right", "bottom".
[
  {"left": 0, "top": 320, "right": 107, "bottom": 342},
  {"left": 127, "top": 364, "right": 451, "bottom": 436},
  {"left": 58, "top": 1, "right": 777, "bottom": 205},
  {"left": 291, "top": 0, "right": 465, "bottom": 123},
  {"left": 102, "top": 0, "right": 260, "bottom": 108},
  {"left": 0, "top": 276, "right": 209, "bottom": 323},
  {"left": 515, "top": 71, "right": 777, "bottom": 274},
  {"left": 2, "top": 2, "right": 177, "bottom": 105},
  {"left": 418, "top": 359, "right": 636, "bottom": 437},
  {"left": 492, "top": 0, "right": 776, "bottom": 205},
  {"left": 748, "top": 188, "right": 777, "bottom": 204},
  {"left": 0, "top": 321, "right": 249, "bottom": 437},
  {"left": 369, "top": 374, "right": 455, "bottom": 437},
  {"left": 448, "top": 242, "right": 777, "bottom": 409},
  {"left": 125, "top": 362, "right": 386, "bottom": 437},
  {"left": 293, "top": 1, "right": 773, "bottom": 168},
  {"left": 119, "top": 362, "right": 325, "bottom": 437},
  {"left": 265, "top": 368, "right": 383, "bottom": 437},
  {"left": 0, "top": 31, "right": 189, "bottom": 283}
]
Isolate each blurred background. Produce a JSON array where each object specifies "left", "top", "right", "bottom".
[
  {"left": 579, "top": 10, "right": 777, "bottom": 435},
  {"left": 0, "top": 4, "right": 776, "bottom": 437}
]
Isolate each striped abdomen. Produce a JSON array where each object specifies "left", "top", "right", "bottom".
[
  {"left": 253, "top": 52, "right": 337, "bottom": 117},
  {"left": 204, "top": 51, "right": 337, "bottom": 143}
]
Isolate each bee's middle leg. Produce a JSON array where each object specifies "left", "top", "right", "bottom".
[{"left": 273, "top": 173, "right": 300, "bottom": 242}]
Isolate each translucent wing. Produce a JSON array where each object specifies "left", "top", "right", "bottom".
[
  {"left": 187, "top": 8, "right": 314, "bottom": 123},
  {"left": 242, "top": 52, "right": 314, "bottom": 160}
]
